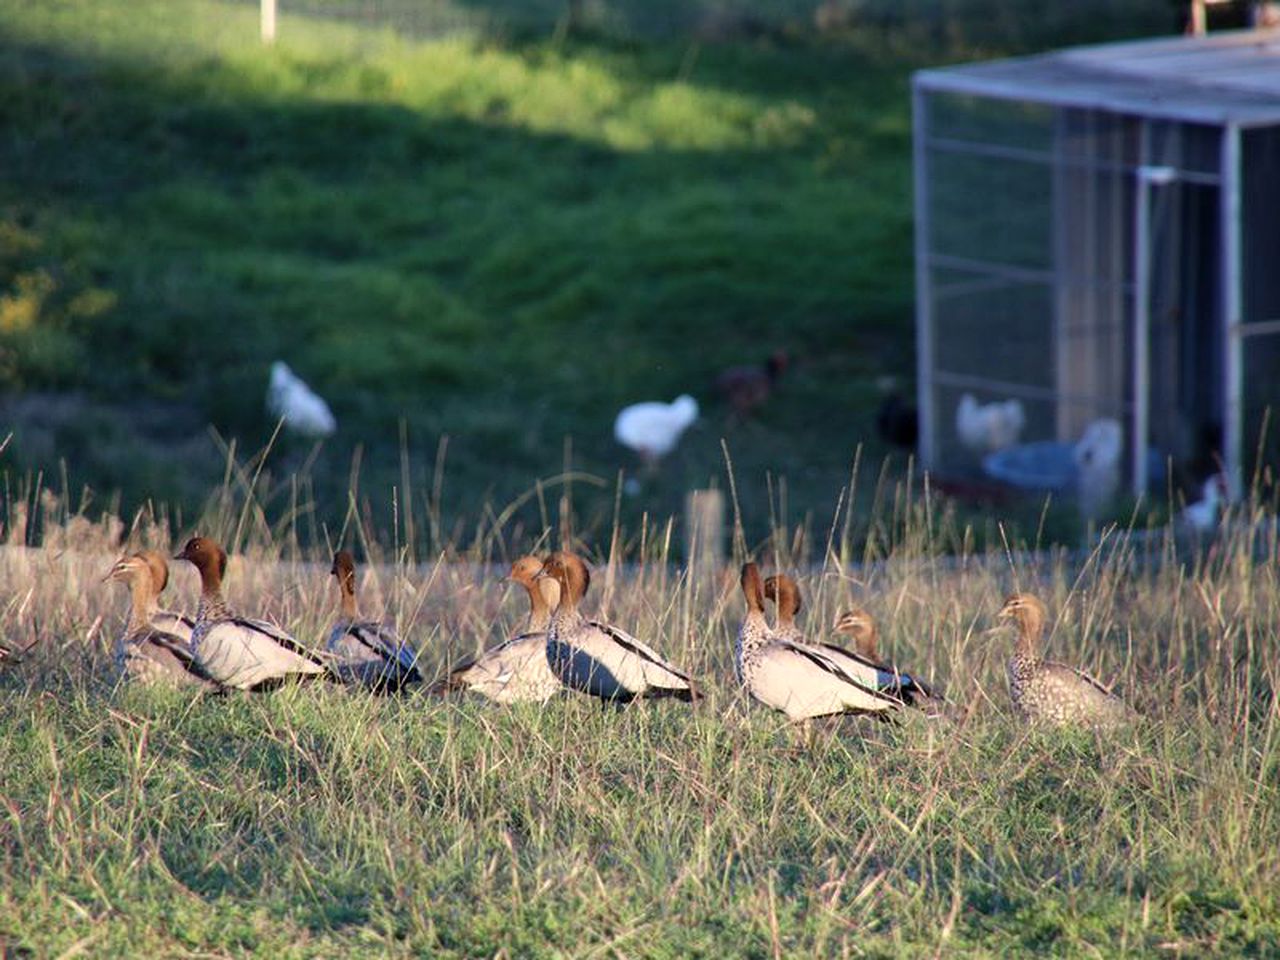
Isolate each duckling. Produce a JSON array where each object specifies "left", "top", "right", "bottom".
[
  {"left": 736, "top": 564, "right": 899, "bottom": 721},
  {"left": 137, "top": 550, "right": 195, "bottom": 644},
  {"left": 996, "top": 593, "right": 1132, "bottom": 728},
  {"left": 326, "top": 551, "right": 421, "bottom": 692},
  {"left": 430, "top": 555, "right": 565, "bottom": 702},
  {"left": 175, "top": 536, "right": 330, "bottom": 691},
  {"left": 764, "top": 574, "right": 933, "bottom": 706},
  {"left": 831, "top": 606, "right": 935, "bottom": 706},
  {"left": 104, "top": 553, "right": 218, "bottom": 689},
  {"left": 540, "top": 551, "right": 699, "bottom": 703}
]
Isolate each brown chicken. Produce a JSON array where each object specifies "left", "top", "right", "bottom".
[{"left": 714, "top": 351, "right": 788, "bottom": 417}]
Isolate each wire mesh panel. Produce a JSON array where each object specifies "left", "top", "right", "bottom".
[
  {"left": 917, "top": 83, "right": 1238, "bottom": 502},
  {"left": 918, "top": 91, "right": 1056, "bottom": 477},
  {"left": 1053, "top": 109, "right": 1137, "bottom": 448}
]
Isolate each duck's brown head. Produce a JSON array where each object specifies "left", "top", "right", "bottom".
[
  {"left": 740, "top": 562, "right": 765, "bottom": 613},
  {"left": 833, "top": 607, "right": 879, "bottom": 659},
  {"left": 539, "top": 552, "right": 589, "bottom": 606},
  {"left": 104, "top": 553, "right": 153, "bottom": 588},
  {"left": 507, "top": 555, "right": 544, "bottom": 588},
  {"left": 139, "top": 550, "right": 170, "bottom": 594},
  {"left": 175, "top": 536, "right": 228, "bottom": 591},
  {"left": 509, "top": 554, "right": 560, "bottom": 615},
  {"left": 762, "top": 573, "right": 801, "bottom": 620},
  {"left": 997, "top": 592, "right": 1047, "bottom": 649},
  {"left": 331, "top": 550, "right": 357, "bottom": 593}
]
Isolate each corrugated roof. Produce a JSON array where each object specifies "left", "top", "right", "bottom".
[{"left": 915, "top": 28, "right": 1280, "bottom": 127}]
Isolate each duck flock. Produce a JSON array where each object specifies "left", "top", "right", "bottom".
[{"left": 99, "top": 535, "right": 1134, "bottom": 730}]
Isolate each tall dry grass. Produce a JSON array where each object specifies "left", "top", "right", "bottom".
[{"left": 0, "top": 463, "right": 1277, "bottom": 956}]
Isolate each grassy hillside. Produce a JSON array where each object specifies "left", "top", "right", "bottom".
[{"left": 0, "top": 0, "right": 1174, "bottom": 549}]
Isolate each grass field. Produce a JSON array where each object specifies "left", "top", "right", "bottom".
[
  {"left": 4, "top": 3, "right": 1275, "bottom": 957},
  {"left": 0, "top": 483, "right": 1277, "bottom": 957},
  {"left": 0, "top": 0, "right": 1178, "bottom": 549}
]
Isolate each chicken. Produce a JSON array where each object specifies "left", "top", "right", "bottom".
[
  {"left": 1179, "top": 473, "right": 1228, "bottom": 535},
  {"left": 876, "top": 392, "right": 918, "bottom": 451},
  {"left": 613, "top": 395, "right": 698, "bottom": 467},
  {"left": 956, "top": 393, "right": 1025, "bottom": 455},
  {"left": 1073, "top": 418, "right": 1123, "bottom": 520},
  {"left": 714, "top": 351, "right": 787, "bottom": 417},
  {"left": 265, "top": 361, "right": 336, "bottom": 438}
]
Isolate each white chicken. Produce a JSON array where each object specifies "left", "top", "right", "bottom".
[
  {"left": 1179, "top": 474, "right": 1228, "bottom": 536},
  {"left": 1073, "top": 418, "right": 1123, "bottom": 520},
  {"left": 266, "top": 361, "right": 337, "bottom": 438},
  {"left": 956, "top": 393, "right": 1025, "bottom": 455},
  {"left": 613, "top": 395, "right": 698, "bottom": 467}
]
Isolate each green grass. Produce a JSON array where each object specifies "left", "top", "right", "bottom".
[
  {"left": 0, "top": 0, "right": 1177, "bottom": 549},
  {"left": 0, "top": 486, "right": 1277, "bottom": 956}
]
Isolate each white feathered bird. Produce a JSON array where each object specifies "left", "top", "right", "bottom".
[
  {"left": 266, "top": 361, "right": 336, "bottom": 438},
  {"left": 1179, "top": 474, "right": 1228, "bottom": 535},
  {"left": 956, "top": 393, "right": 1025, "bottom": 455},
  {"left": 1074, "top": 418, "right": 1123, "bottom": 520},
  {"left": 613, "top": 394, "right": 698, "bottom": 466}
]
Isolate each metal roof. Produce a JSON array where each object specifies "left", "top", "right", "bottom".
[{"left": 915, "top": 28, "right": 1280, "bottom": 127}]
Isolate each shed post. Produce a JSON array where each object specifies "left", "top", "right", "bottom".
[
  {"left": 912, "top": 82, "right": 936, "bottom": 471},
  {"left": 1133, "top": 156, "right": 1153, "bottom": 498},
  {"left": 1222, "top": 123, "right": 1243, "bottom": 499}
]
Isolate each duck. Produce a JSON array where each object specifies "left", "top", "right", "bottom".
[
  {"left": 763, "top": 573, "right": 933, "bottom": 708},
  {"left": 326, "top": 551, "right": 421, "bottom": 692},
  {"left": 736, "top": 564, "right": 899, "bottom": 721},
  {"left": 0, "top": 632, "right": 38, "bottom": 669},
  {"left": 136, "top": 550, "right": 195, "bottom": 643},
  {"left": 104, "top": 553, "right": 218, "bottom": 689},
  {"left": 714, "top": 351, "right": 787, "bottom": 418},
  {"left": 430, "top": 555, "right": 565, "bottom": 702},
  {"left": 831, "top": 606, "right": 934, "bottom": 706},
  {"left": 266, "top": 361, "right": 336, "bottom": 438},
  {"left": 175, "top": 536, "right": 330, "bottom": 690},
  {"left": 613, "top": 395, "right": 699, "bottom": 467},
  {"left": 540, "top": 551, "right": 699, "bottom": 703},
  {"left": 996, "top": 593, "right": 1132, "bottom": 728},
  {"left": 956, "top": 393, "right": 1025, "bottom": 455}
]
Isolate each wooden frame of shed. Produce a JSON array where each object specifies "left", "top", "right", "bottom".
[{"left": 913, "top": 29, "right": 1280, "bottom": 498}]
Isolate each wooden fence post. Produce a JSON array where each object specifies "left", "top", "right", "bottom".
[
  {"left": 684, "top": 489, "right": 724, "bottom": 575},
  {"left": 262, "top": 0, "right": 277, "bottom": 44}
]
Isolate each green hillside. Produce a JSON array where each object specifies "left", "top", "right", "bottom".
[{"left": 0, "top": 0, "right": 1174, "bottom": 548}]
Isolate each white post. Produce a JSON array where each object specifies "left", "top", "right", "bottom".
[
  {"left": 261, "top": 0, "right": 277, "bottom": 44},
  {"left": 1133, "top": 162, "right": 1178, "bottom": 498},
  {"left": 1221, "top": 125, "right": 1243, "bottom": 500},
  {"left": 1133, "top": 170, "right": 1151, "bottom": 499}
]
